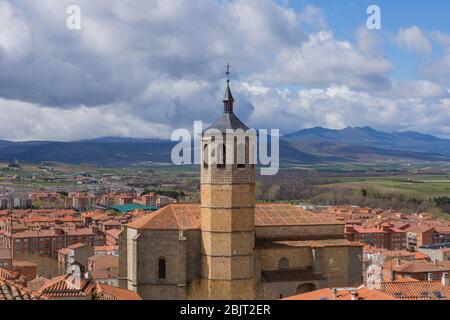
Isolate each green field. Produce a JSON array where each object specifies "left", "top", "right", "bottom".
[{"left": 323, "top": 174, "right": 450, "bottom": 199}]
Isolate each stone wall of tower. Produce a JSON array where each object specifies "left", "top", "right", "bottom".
[{"left": 200, "top": 133, "right": 256, "bottom": 300}]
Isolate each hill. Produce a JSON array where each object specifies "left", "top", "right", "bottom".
[{"left": 0, "top": 127, "right": 449, "bottom": 166}]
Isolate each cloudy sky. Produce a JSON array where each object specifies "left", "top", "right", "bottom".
[{"left": 1, "top": 0, "right": 450, "bottom": 141}]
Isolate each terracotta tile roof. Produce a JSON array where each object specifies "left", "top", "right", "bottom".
[
  {"left": 94, "top": 283, "right": 141, "bottom": 300},
  {"left": 414, "top": 252, "right": 430, "bottom": 260},
  {"left": 38, "top": 275, "right": 94, "bottom": 299},
  {"left": 127, "top": 204, "right": 199, "bottom": 230},
  {"left": 383, "top": 260, "right": 450, "bottom": 273},
  {"left": 67, "top": 243, "right": 86, "bottom": 250},
  {"left": 0, "top": 268, "right": 42, "bottom": 300},
  {"left": 257, "top": 239, "right": 362, "bottom": 249},
  {"left": 11, "top": 227, "right": 102, "bottom": 238},
  {"left": 103, "top": 220, "right": 121, "bottom": 226},
  {"left": 0, "top": 268, "right": 26, "bottom": 286},
  {"left": 88, "top": 254, "right": 119, "bottom": 280},
  {"left": 127, "top": 204, "right": 342, "bottom": 230},
  {"left": 88, "top": 253, "right": 118, "bottom": 265},
  {"left": 379, "top": 280, "right": 450, "bottom": 300},
  {"left": 105, "top": 229, "right": 121, "bottom": 238},
  {"left": 27, "top": 276, "right": 50, "bottom": 291},
  {"left": 94, "top": 245, "right": 118, "bottom": 252},
  {"left": 364, "top": 249, "right": 418, "bottom": 259},
  {"left": 284, "top": 287, "right": 396, "bottom": 300},
  {"left": 434, "top": 226, "right": 450, "bottom": 234},
  {"left": 405, "top": 225, "right": 435, "bottom": 234},
  {"left": 255, "top": 204, "right": 342, "bottom": 226},
  {"left": 0, "top": 279, "right": 42, "bottom": 300}
]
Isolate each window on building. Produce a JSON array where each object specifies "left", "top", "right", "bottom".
[
  {"left": 158, "top": 258, "right": 166, "bottom": 280},
  {"left": 217, "top": 144, "right": 226, "bottom": 168},
  {"left": 203, "top": 144, "right": 209, "bottom": 169},
  {"left": 237, "top": 142, "right": 246, "bottom": 168}
]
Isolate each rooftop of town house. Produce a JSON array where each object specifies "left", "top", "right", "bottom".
[
  {"left": 256, "top": 238, "right": 363, "bottom": 249},
  {"left": 102, "top": 220, "right": 122, "bottom": 226},
  {"left": 38, "top": 275, "right": 94, "bottom": 299},
  {"left": 0, "top": 268, "right": 26, "bottom": 285},
  {"left": 11, "top": 226, "right": 103, "bottom": 238},
  {"left": 94, "top": 245, "right": 118, "bottom": 252},
  {"left": 105, "top": 229, "right": 121, "bottom": 238},
  {"left": 110, "top": 204, "right": 160, "bottom": 213},
  {"left": 383, "top": 259, "right": 450, "bottom": 273},
  {"left": 348, "top": 225, "right": 406, "bottom": 234},
  {"left": 0, "top": 278, "right": 43, "bottom": 300},
  {"left": 405, "top": 225, "right": 436, "bottom": 234},
  {"left": 283, "top": 286, "right": 396, "bottom": 300},
  {"left": 364, "top": 248, "right": 424, "bottom": 258},
  {"left": 67, "top": 243, "right": 87, "bottom": 250},
  {"left": 94, "top": 283, "right": 141, "bottom": 300},
  {"left": 379, "top": 280, "right": 450, "bottom": 300}
]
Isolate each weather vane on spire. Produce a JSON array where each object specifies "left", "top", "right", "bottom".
[{"left": 225, "top": 63, "right": 231, "bottom": 83}]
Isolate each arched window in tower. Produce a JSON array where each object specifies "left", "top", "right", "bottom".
[
  {"left": 279, "top": 257, "right": 290, "bottom": 270},
  {"left": 245, "top": 136, "right": 250, "bottom": 165},
  {"left": 217, "top": 144, "right": 226, "bottom": 168},
  {"left": 158, "top": 258, "right": 166, "bottom": 280},
  {"left": 203, "top": 144, "right": 209, "bottom": 169},
  {"left": 237, "top": 140, "right": 246, "bottom": 168}
]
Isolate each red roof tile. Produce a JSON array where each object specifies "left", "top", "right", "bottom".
[
  {"left": 284, "top": 287, "right": 396, "bottom": 300},
  {"left": 94, "top": 283, "right": 141, "bottom": 300},
  {"left": 38, "top": 275, "right": 94, "bottom": 299},
  {"left": 127, "top": 204, "right": 342, "bottom": 230}
]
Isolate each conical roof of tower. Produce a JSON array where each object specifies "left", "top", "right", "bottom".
[
  {"left": 204, "top": 81, "right": 249, "bottom": 134},
  {"left": 223, "top": 84, "right": 234, "bottom": 103},
  {"left": 205, "top": 112, "right": 249, "bottom": 133}
]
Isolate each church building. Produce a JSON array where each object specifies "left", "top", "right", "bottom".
[{"left": 118, "top": 74, "right": 363, "bottom": 300}]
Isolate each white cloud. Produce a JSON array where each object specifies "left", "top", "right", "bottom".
[
  {"left": 0, "top": 0, "right": 449, "bottom": 141},
  {"left": 0, "top": 98, "right": 172, "bottom": 141},
  {"left": 0, "top": 1, "right": 31, "bottom": 57},
  {"left": 251, "top": 31, "right": 392, "bottom": 90},
  {"left": 395, "top": 26, "right": 432, "bottom": 55},
  {"left": 244, "top": 84, "right": 450, "bottom": 137},
  {"left": 298, "top": 5, "right": 328, "bottom": 30}
]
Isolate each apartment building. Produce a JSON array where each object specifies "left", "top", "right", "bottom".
[{"left": 345, "top": 223, "right": 406, "bottom": 250}]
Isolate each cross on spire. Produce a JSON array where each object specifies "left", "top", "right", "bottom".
[{"left": 223, "top": 63, "right": 234, "bottom": 113}]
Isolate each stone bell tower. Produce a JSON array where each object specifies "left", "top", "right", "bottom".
[{"left": 199, "top": 65, "right": 256, "bottom": 300}]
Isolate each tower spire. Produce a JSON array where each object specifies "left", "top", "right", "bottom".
[{"left": 223, "top": 63, "right": 234, "bottom": 113}]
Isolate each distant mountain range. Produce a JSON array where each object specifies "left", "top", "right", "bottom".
[
  {"left": 283, "top": 126, "right": 450, "bottom": 163},
  {"left": 1, "top": 127, "right": 450, "bottom": 166}
]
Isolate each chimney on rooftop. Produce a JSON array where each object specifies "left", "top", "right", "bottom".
[
  {"left": 332, "top": 289, "right": 338, "bottom": 300},
  {"left": 442, "top": 273, "right": 450, "bottom": 286},
  {"left": 351, "top": 290, "right": 359, "bottom": 301},
  {"left": 434, "top": 259, "right": 439, "bottom": 267},
  {"left": 396, "top": 259, "right": 402, "bottom": 267}
]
